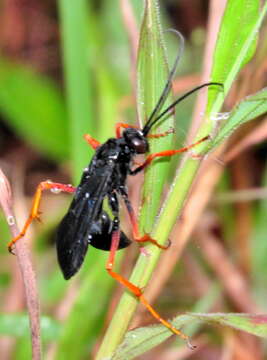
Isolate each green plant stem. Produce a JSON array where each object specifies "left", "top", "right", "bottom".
[
  {"left": 95, "top": 61, "right": 226, "bottom": 360},
  {"left": 95, "top": 159, "right": 201, "bottom": 359},
  {"left": 95, "top": 27, "right": 225, "bottom": 360}
]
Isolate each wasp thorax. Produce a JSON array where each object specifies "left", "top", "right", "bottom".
[{"left": 123, "top": 128, "right": 149, "bottom": 154}]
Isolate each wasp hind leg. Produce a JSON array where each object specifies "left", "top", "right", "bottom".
[{"left": 106, "top": 194, "right": 194, "bottom": 347}]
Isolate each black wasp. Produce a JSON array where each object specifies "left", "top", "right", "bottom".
[{"left": 9, "top": 30, "right": 222, "bottom": 345}]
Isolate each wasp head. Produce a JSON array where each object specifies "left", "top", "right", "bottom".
[{"left": 123, "top": 128, "right": 149, "bottom": 154}]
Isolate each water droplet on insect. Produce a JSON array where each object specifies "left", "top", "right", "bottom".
[
  {"left": 7, "top": 215, "right": 15, "bottom": 225},
  {"left": 51, "top": 187, "right": 62, "bottom": 194}
]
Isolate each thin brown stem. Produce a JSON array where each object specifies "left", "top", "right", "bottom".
[
  {"left": 119, "top": 0, "right": 139, "bottom": 89},
  {"left": 0, "top": 168, "right": 41, "bottom": 360}
]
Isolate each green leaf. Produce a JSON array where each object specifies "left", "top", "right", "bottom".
[
  {"left": 207, "top": 0, "right": 261, "bottom": 113},
  {"left": 210, "top": 87, "right": 267, "bottom": 148},
  {"left": 0, "top": 59, "right": 68, "bottom": 161},
  {"left": 113, "top": 312, "right": 267, "bottom": 359},
  {"left": 113, "top": 315, "right": 193, "bottom": 360},
  {"left": 113, "top": 284, "right": 221, "bottom": 359},
  {"left": 137, "top": 0, "right": 176, "bottom": 232},
  {"left": 198, "top": 313, "right": 267, "bottom": 337}
]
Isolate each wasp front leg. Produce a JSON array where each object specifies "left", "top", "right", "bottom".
[
  {"left": 147, "top": 127, "right": 174, "bottom": 139},
  {"left": 130, "top": 135, "right": 209, "bottom": 175},
  {"left": 115, "top": 122, "right": 174, "bottom": 139},
  {"left": 8, "top": 181, "right": 76, "bottom": 253},
  {"left": 115, "top": 123, "right": 138, "bottom": 138},
  {"left": 84, "top": 134, "right": 101, "bottom": 150}
]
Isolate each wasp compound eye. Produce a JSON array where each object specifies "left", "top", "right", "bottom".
[
  {"left": 131, "top": 137, "right": 148, "bottom": 154},
  {"left": 123, "top": 128, "right": 149, "bottom": 154}
]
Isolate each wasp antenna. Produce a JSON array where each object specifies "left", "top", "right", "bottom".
[
  {"left": 142, "top": 29, "right": 185, "bottom": 136},
  {"left": 144, "top": 82, "right": 224, "bottom": 133}
]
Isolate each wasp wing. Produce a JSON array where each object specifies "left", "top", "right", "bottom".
[{"left": 56, "top": 171, "right": 111, "bottom": 279}]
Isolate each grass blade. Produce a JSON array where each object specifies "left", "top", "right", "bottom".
[
  {"left": 137, "top": 0, "right": 176, "bottom": 232},
  {"left": 58, "top": 0, "right": 94, "bottom": 182},
  {"left": 211, "top": 87, "right": 267, "bottom": 148},
  {"left": 207, "top": 0, "right": 261, "bottom": 114},
  {"left": 113, "top": 312, "right": 267, "bottom": 359}
]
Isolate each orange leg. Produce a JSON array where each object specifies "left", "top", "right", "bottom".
[
  {"left": 115, "top": 122, "right": 138, "bottom": 138},
  {"left": 115, "top": 122, "right": 174, "bottom": 139},
  {"left": 122, "top": 194, "right": 169, "bottom": 249},
  {"left": 131, "top": 135, "right": 209, "bottom": 174},
  {"left": 84, "top": 134, "right": 101, "bottom": 150},
  {"left": 147, "top": 127, "right": 174, "bottom": 139},
  {"left": 8, "top": 181, "right": 76, "bottom": 253},
  {"left": 106, "top": 229, "right": 195, "bottom": 348}
]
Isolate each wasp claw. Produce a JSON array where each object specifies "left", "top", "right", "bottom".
[
  {"left": 8, "top": 244, "right": 15, "bottom": 255},
  {"left": 135, "top": 234, "right": 169, "bottom": 250},
  {"left": 166, "top": 239, "right": 171, "bottom": 249},
  {"left": 167, "top": 127, "right": 175, "bottom": 134},
  {"left": 186, "top": 338, "right": 197, "bottom": 350},
  {"left": 36, "top": 215, "right": 42, "bottom": 223}
]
